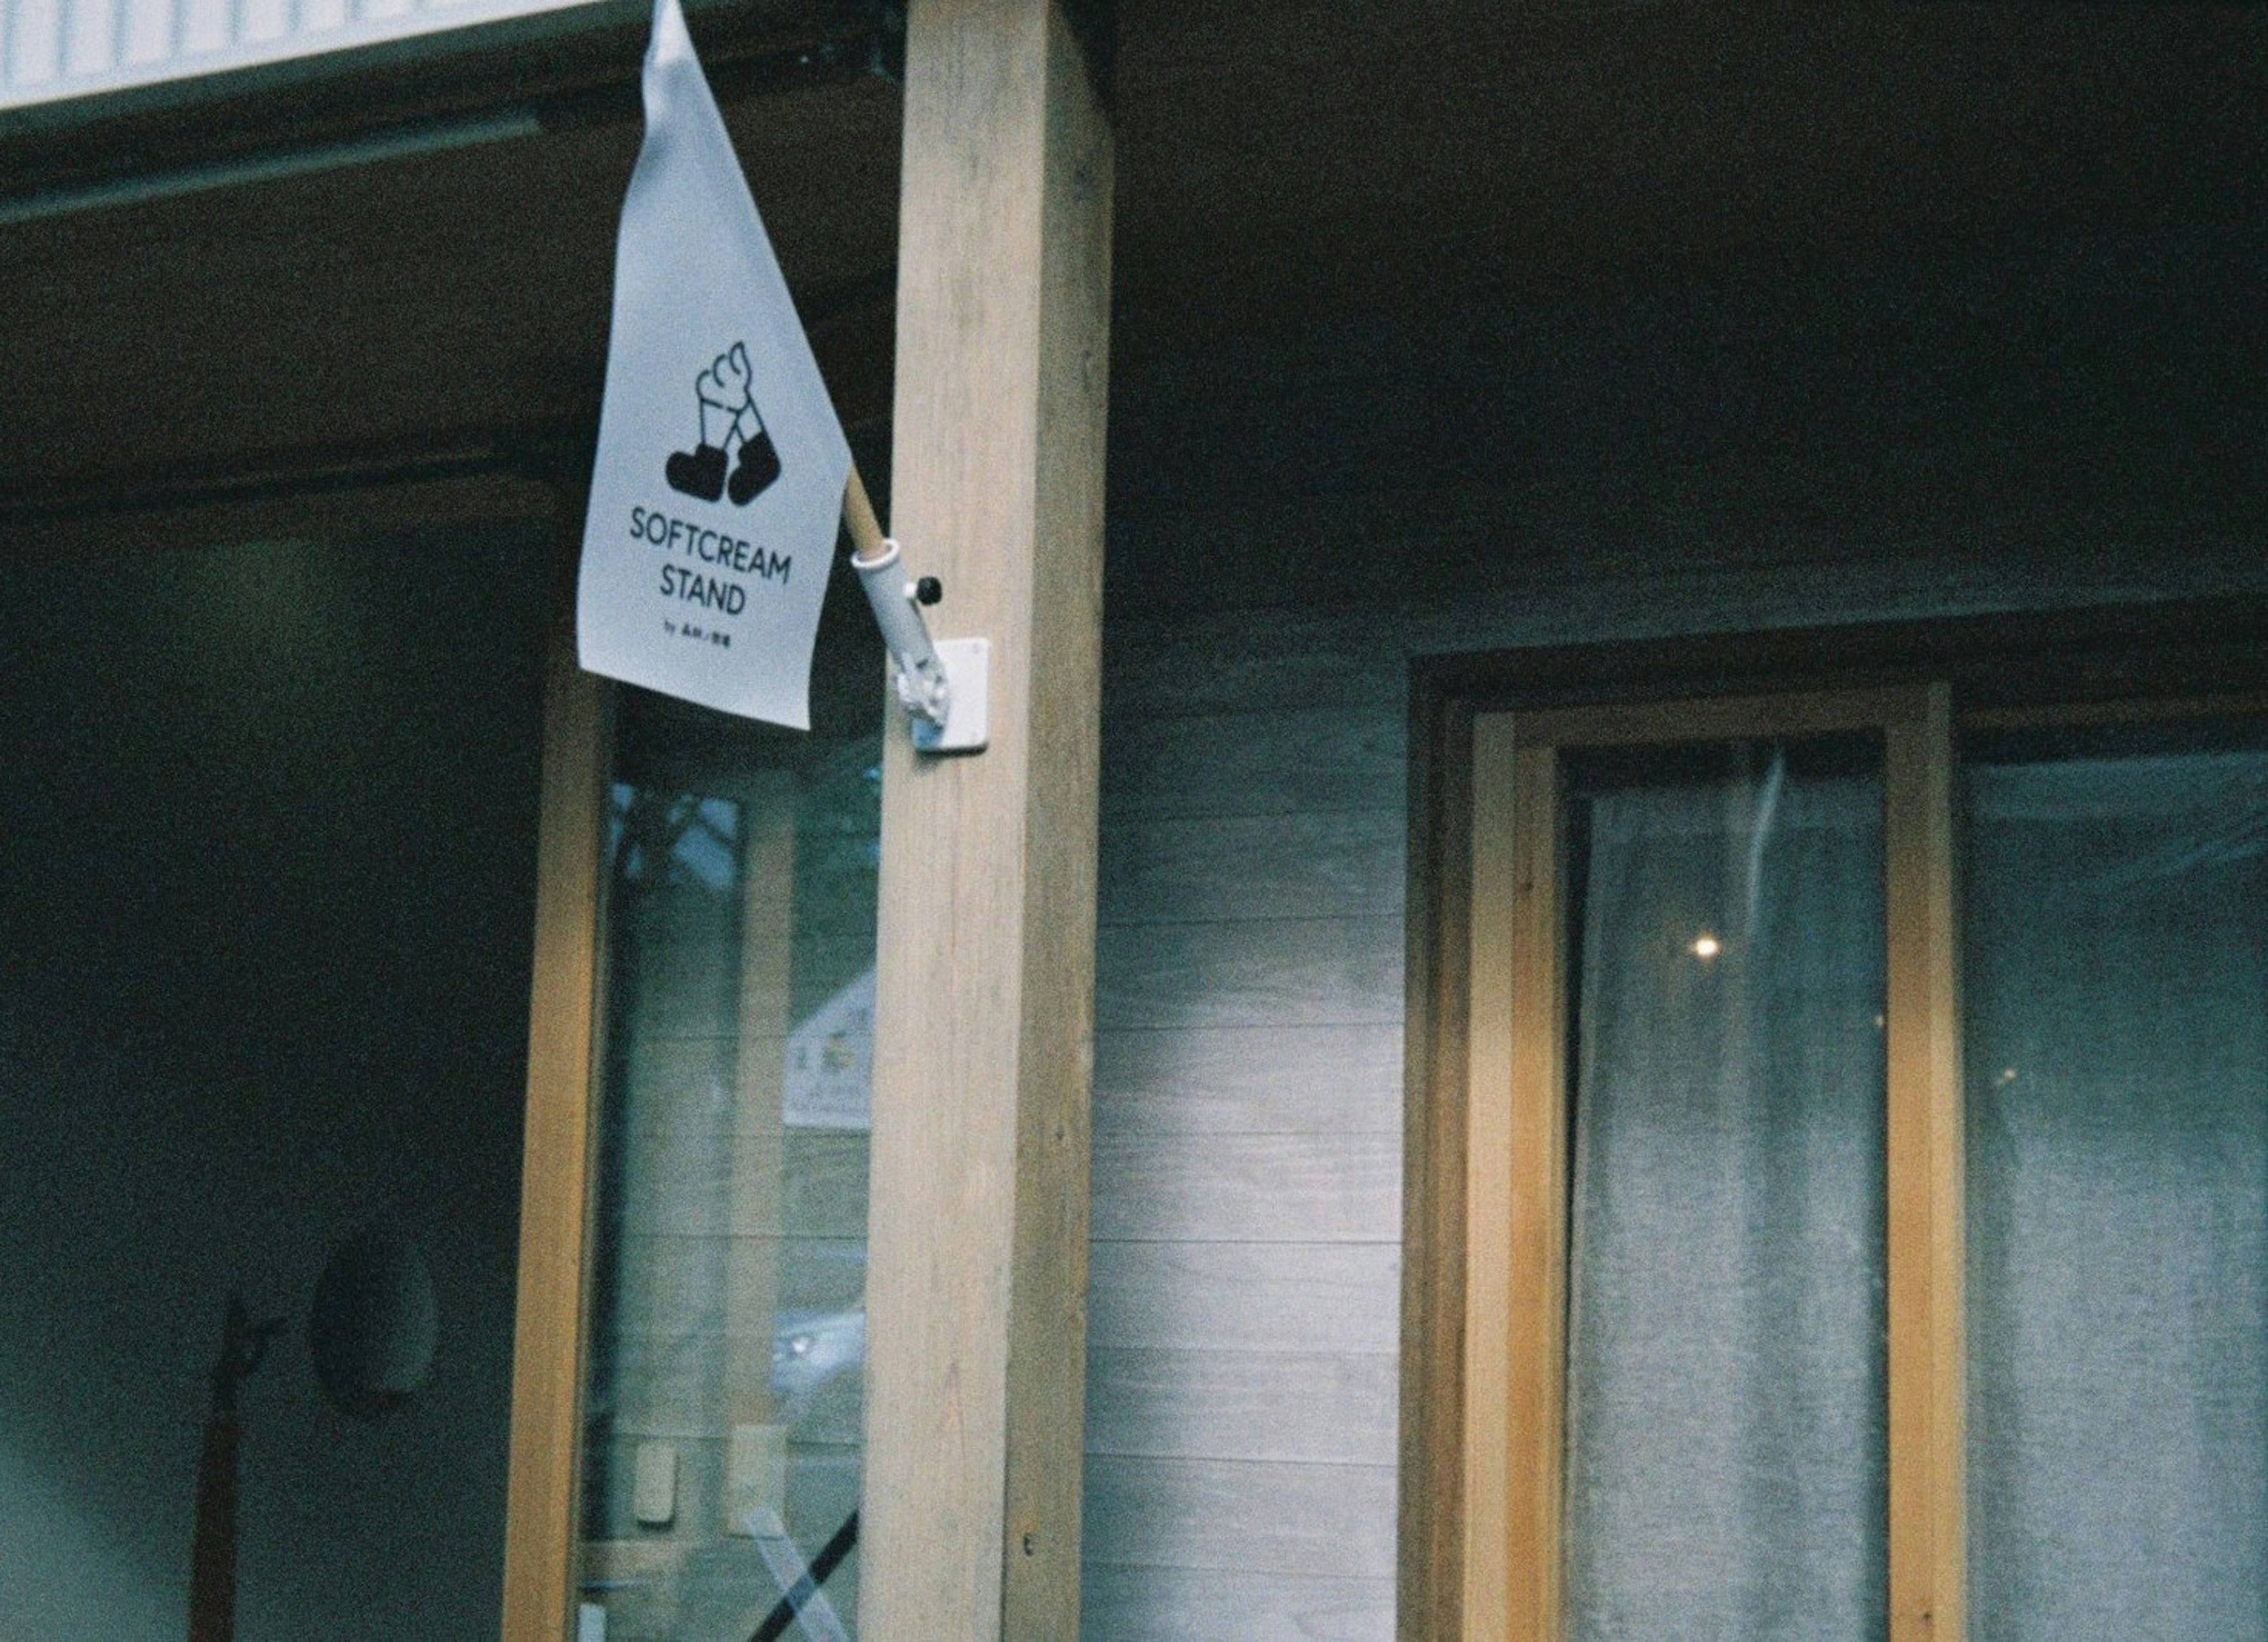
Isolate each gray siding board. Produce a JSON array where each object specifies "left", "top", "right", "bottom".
[
  {"left": 1087, "top": 1241, "right": 1402, "bottom": 1355},
  {"left": 1082, "top": 1455, "right": 1398, "bottom": 1579},
  {"left": 1082, "top": 1568, "right": 1393, "bottom": 1642},
  {"left": 1090, "top": 1130, "right": 1400, "bottom": 1244},
  {"left": 1094, "top": 914, "right": 1404, "bottom": 1030},
  {"left": 1098, "top": 809, "right": 1406, "bottom": 926},
  {"left": 1103, "top": 610, "right": 1414, "bottom": 717},
  {"left": 1086, "top": 1348, "right": 1398, "bottom": 1467},
  {"left": 1100, "top": 705, "right": 1407, "bottom": 822},
  {"left": 1094, "top": 1023, "right": 1404, "bottom": 1137},
  {"left": 1103, "top": 539, "right": 2268, "bottom": 733},
  {"left": 1394, "top": 540, "right": 2268, "bottom": 659},
  {"left": 1084, "top": 596, "right": 1409, "bottom": 1634}
]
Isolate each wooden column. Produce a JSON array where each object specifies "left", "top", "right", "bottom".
[{"left": 861, "top": 0, "right": 1112, "bottom": 1637}]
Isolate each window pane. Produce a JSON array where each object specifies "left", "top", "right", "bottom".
[
  {"left": 1965, "top": 736, "right": 2268, "bottom": 1638},
  {"left": 575, "top": 690, "right": 879, "bottom": 1640},
  {"left": 1564, "top": 738, "right": 1888, "bottom": 1638}
]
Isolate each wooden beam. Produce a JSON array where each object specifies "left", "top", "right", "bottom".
[
  {"left": 1450, "top": 714, "right": 1572, "bottom": 1640},
  {"left": 859, "top": 1, "right": 1112, "bottom": 1638},
  {"left": 500, "top": 569, "right": 612, "bottom": 1642}
]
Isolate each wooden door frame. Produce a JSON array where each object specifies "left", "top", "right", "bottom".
[
  {"left": 1454, "top": 684, "right": 1960, "bottom": 1641},
  {"left": 499, "top": 510, "right": 615, "bottom": 1640}
]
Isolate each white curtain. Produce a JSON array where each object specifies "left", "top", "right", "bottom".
[
  {"left": 1966, "top": 752, "right": 2268, "bottom": 1638},
  {"left": 1565, "top": 751, "right": 1888, "bottom": 1639}
]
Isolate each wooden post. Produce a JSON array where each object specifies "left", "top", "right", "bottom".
[
  {"left": 861, "top": 0, "right": 1112, "bottom": 1637},
  {"left": 1455, "top": 714, "right": 1520, "bottom": 1638}
]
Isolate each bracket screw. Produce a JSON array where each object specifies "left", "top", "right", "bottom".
[{"left": 914, "top": 576, "right": 944, "bottom": 606}]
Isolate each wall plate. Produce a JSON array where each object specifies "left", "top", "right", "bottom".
[{"left": 911, "top": 637, "right": 989, "bottom": 754}]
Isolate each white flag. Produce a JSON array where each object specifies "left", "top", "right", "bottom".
[{"left": 576, "top": 0, "right": 852, "bottom": 729}]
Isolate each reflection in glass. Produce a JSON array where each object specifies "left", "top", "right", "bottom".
[
  {"left": 1562, "top": 738, "right": 1887, "bottom": 1638},
  {"left": 1966, "top": 734, "right": 2268, "bottom": 1638},
  {"left": 574, "top": 721, "right": 880, "bottom": 1640}
]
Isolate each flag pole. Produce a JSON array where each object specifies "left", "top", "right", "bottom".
[
  {"left": 843, "top": 465, "right": 887, "bottom": 565},
  {"left": 842, "top": 464, "right": 986, "bottom": 750}
]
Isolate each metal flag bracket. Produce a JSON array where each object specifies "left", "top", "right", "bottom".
[
  {"left": 845, "top": 471, "right": 988, "bottom": 754},
  {"left": 850, "top": 536, "right": 989, "bottom": 754}
]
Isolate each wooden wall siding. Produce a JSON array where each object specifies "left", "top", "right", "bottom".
[
  {"left": 1082, "top": 1569, "right": 1394, "bottom": 1642},
  {"left": 1094, "top": 1024, "right": 1403, "bottom": 1140},
  {"left": 1102, "top": 707, "right": 1409, "bottom": 823},
  {"left": 1086, "top": 1350, "right": 1397, "bottom": 1467},
  {"left": 1094, "top": 918, "right": 1403, "bottom": 1034},
  {"left": 1082, "top": 660, "right": 1411, "bottom": 1636},
  {"left": 1087, "top": 1242, "right": 1403, "bottom": 1356}
]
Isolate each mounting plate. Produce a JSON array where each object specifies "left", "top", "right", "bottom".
[{"left": 910, "top": 637, "right": 989, "bottom": 754}]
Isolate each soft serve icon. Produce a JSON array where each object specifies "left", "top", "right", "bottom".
[{"left": 665, "top": 341, "right": 783, "bottom": 507}]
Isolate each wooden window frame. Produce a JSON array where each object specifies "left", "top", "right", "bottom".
[
  {"left": 1458, "top": 685, "right": 1962, "bottom": 1641},
  {"left": 1397, "top": 599, "right": 2268, "bottom": 1641},
  {"left": 500, "top": 650, "right": 876, "bottom": 1636},
  {"left": 501, "top": 613, "right": 611, "bottom": 1641}
]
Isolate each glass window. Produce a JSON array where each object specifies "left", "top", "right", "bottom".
[
  {"left": 1964, "top": 724, "right": 2268, "bottom": 1638},
  {"left": 1455, "top": 691, "right": 2266, "bottom": 1641},
  {"left": 1562, "top": 737, "right": 1888, "bottom": 1637},
  {"left": 575, "top": 688, "right": 879, "bottom": 1641}
]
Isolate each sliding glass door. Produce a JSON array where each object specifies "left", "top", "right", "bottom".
[
  {"left": 571, "top": 692, "right": 880, "bottom": 1641},
  {"left": 1458, "top": 688, "right": 2264, "bottom": 1642}
]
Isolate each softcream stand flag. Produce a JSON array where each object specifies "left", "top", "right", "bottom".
[
  {"left": 582, "top": 0, "right": 987, "bottom": 750},
  {"left": 577, "top": 0, "right": 851, "bottom": 729}
]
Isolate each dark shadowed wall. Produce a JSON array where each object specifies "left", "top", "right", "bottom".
[{"left": 0, "top": 519, "right": 550, "bottom": 1638}]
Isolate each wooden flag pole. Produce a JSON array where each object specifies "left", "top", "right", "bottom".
[
  {"left": 843, "top": 466, "right": 887, "bottom": 564},
  {"left": 843, "top": 462, "right": 989, "bottom": 749}
]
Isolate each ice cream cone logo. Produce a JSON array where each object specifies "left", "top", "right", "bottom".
[{"left": 665, "top": 341, "right": 783, "bottom": 506}]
